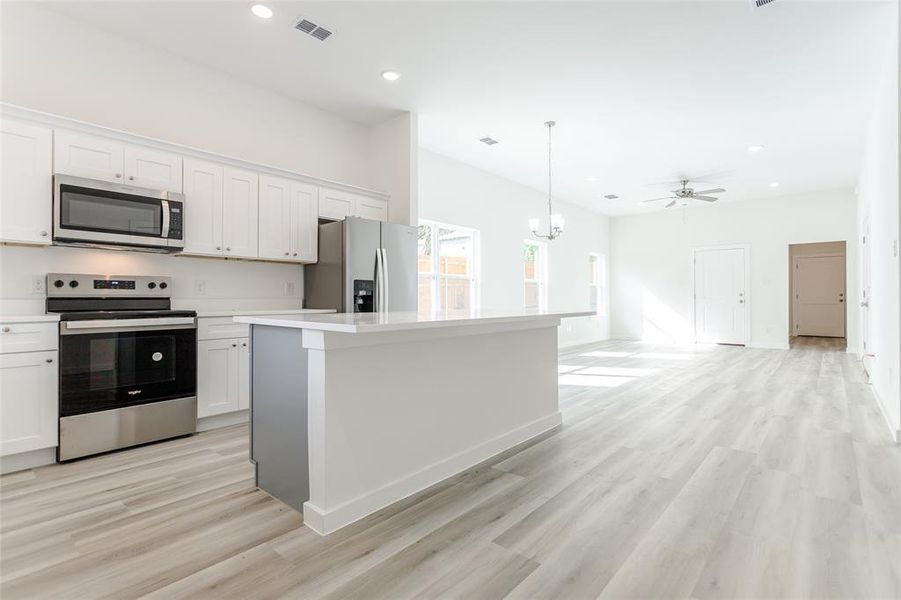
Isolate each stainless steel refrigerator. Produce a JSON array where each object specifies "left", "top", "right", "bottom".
[{"left": 304, "top": 217, "right": 418, "bottom": 313}]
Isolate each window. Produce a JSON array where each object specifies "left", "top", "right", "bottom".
[
  {"left": 523, "top": 241, "right": 547, "bottom": 310},
  {"left": 589, "top": 253, "right": 607, "bottom": 315},
  {"left": 418, "top": 221, "right": 479, "bottom": 313}
]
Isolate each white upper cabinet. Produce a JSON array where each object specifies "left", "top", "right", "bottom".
[
  {"left": 319, "top": 188, "right": 355, "bottom": 221},
  {"left": 0, "top": 120, "right": 52, "bottom": 245},
  {"left": 290, "top": 182, "right": 318, "bottom": 262},
  {"left": 54, "top": 131, "right": 181, "bottom": 192},
  {"left": 123, "top": 145, "right": 182, "bottom": 192},
  {"left": 222, "top": 167, "right": 259, "bottom": 259},
  {"left": 54, "top": 130, "right": 125, "bottom": 183},
  {"left": 319, "top": 186, "right": 387, "bottom": 222},
  {"left": 258, "top": 175, "right": 293, "bottom": 260},
  {"left": 182, "top": 158, "right": 223, "bottom": 256},
  {"left": 356, "top": 196, "right": 389, "bottom": 222}
]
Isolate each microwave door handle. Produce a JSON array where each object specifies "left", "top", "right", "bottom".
[{"left": 161, "top": 200, "right": 171, "bottom": 238}]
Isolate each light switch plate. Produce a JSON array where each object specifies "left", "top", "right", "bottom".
[{"left": 32, "top": 275, "right": 45, "bottom": 295}]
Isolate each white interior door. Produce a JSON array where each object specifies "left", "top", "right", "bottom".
[
  {"left": 694, "top": 247, "right": 746, "bottom": 345},
  {"left": 793, "top": 255, "right": 845, "bottom": 337}
]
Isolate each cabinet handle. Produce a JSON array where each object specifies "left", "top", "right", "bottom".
[
  {"left": 1, "top": 327, "right": 10, "bottom": 333},
  {"left": 242, "top": 343, "right": 247, "bottom": 347},
  {"left": 232, "top": 343, "right": 237, "bottom": 347},
  {"left": 128, "top": 176, "right": 135, "bottom": 181},
  {"left": 45, "top": 358, "right": 53, "bottom": 363},
  {"left": 226, "top": 247, "right": 231, "bottom": 252},
  {"left": 216, "top": 246, "right": 221, "bottom": 251},
  {"left": 39, "top": 230, "right": 48, "bottom": 237},
  {"left": 115, "top": 173, "right": 122, "bottom": 178},
  {"left": 293, "top": 252, "right": 298, "bottom": 257},
  {"left": 284, "top": 252, "right": 289, "bottom": 256}
]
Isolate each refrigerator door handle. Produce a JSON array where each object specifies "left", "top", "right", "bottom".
[
  {"left": 382, "top": 247, "right": 389, "bottom": 311},
  {"left": 375, "top": 247, "right": 384, "bottom": 312}
]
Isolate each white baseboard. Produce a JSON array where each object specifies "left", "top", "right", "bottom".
[
  {"left": 869, "top": 384, "right": 901, "bottom": 445},
  {"left": 1, "top": 447, "right": 56, "bottom": 475},
  {"left": 749, "top": 341, "right": 790, "bottom": 350},
  {"left": 197, "top": 409, "right": 248, "bottom": 432},
  {"left": 303, "top": 411, "right": 563, "bottom": 535}
]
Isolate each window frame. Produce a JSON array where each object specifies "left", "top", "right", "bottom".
[
  {"left": 523, "top": 239, "right": 548, "bottom": 311},
  {"left": 418, "top": 219, "right": 481, "bottom": 313},
  {"left": 588, "top": 252, "right": 607, "bottom": 316}
]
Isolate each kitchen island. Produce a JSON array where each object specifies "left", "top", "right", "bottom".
[{"left": 236, "top": 310, "right": 592, "bottom": 535}]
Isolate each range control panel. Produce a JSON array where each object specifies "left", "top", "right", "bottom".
[{"left": 47, "top": 273, "right": 172, "bottom": 297}]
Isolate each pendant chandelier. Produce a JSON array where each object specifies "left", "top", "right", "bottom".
[{"left": 529, "top": 120, "right": 564, "bottom": 241}]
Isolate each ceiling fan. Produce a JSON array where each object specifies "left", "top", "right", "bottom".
[{"left": 641, "top": 179, "right": 726, "bottom": 208}]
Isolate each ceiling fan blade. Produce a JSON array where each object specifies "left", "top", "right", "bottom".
[
  {"left": 693, "top": 195, "right": 718, "bottom": 202},
  {"left": 641, "top": 196, "right": 676, "bottom": 203},
  {"left": 665, "top": 200, "right": 677, "bottom": 208},
  {"left": 694, "top": 188, "right": 725, "bottom": 195}
]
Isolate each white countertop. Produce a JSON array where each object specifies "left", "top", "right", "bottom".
[
  {"left": 0, "top": 314, "right": 60, "bottom": 323},
  {"left": 196, "top": 308, "right": 335, "bottom": 318},
  {"left": 235, "top": 309, "right": 594, "bottom": 333}
]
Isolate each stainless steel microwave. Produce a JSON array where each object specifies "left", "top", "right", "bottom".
[{"left": 53, "top": 174, "right": 185, "bottom": 251}]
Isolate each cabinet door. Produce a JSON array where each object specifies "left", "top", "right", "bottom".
[
  {"left": 0, "top": 120, "right": 52, "bottom": 245},
  {"left": 356, "top": 197, "right": 388, "bottom": 222},
  {"left": 53, "top": 130, "right": 124, "bottom": 183},
  {"left": 258, "top": 175, "right": 293, "bottom": 260},
  {"left": 223, "top": 168, "right": 259, "bottom": 259},
  {"left": 182, "top": 158, "right": 223, "bottom": 256},
  {"left": 0, "top": 351, "right": 58, "bottom": 456},
  {"left": 290, "top": 181, "right": 318, "bottom": 262},
  {"left": 318, "top": 187, "right": 355, "bottom": 221},
  {"left": 123, "top": 145, "right": 183, "bottom": 192},
  {"left": 238, "top": 339, "right": 250, "bottom": 411},
  {"left": 197, "top": 339, "right": 239, "bottom": 418}
]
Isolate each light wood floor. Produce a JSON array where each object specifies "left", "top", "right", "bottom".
[
  {"left": 790, "top": 336, "right": 848, "bottom": 351},
  {"left": 2, "top": 340, "right": 899, "bottom": 599}
]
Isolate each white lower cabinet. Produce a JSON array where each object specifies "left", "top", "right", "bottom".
[
  {"left": 197, "top": 338, "right": 244, "bottom": 418},
  {"left": 0, "top": 350, "right": 58, "bottom": 457}
]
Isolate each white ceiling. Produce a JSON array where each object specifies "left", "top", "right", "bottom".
[{"left": 42, "top": 1, "right": 894, "bottom": 215}]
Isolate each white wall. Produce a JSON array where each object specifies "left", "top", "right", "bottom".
[
  {"left": 856, "top": 0, "right": 900, "bottom": 441},
  {"left": 0, "top": 2, "right": 373, "bottom": 188},
  {"left": 370, "top": 113, "right": 418, "bottom": 226},
  {"left": 418, "top": 149, "right": 610, "bottom": 346},
  {"left": 610, "top": 189, "right": 859, "bottom": 350}
]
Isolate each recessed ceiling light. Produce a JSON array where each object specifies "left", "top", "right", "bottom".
[
  {"left": 250, "top": 3, "right": 273, "bottom": 19},
  {"left": 747, "top": 145, "right": 765, "bottom": 153},
  {"left": 604, "top": 194, "right": 619, "bottom": 200},
  {"left": 381, "top": 70, "right": 401, "bottom": 82},
  {"left": 586, "top": 177, "right": 597, "bottom": 183},
  {"left": 769, "top": 182, "right": 780, "bottom": 188},
  {"left": 479, "top": 137, "right": 499, "bottom": 146}
]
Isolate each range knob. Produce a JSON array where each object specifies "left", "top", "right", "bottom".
[
  {"left": 148, "top": 282, "right": 157, "bottom": 289},
  {"left": 53, "top": 279, "right": 64, "bottom": 288},
  {"left": 68, "top": 280, "right": 79, "bottom": 288},
  {"left": 159, "top": 282, "right": 168, "bottom": 290}
]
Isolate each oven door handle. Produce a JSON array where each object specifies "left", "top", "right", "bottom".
[
  {"left": 161, "top": 200, "right": 171, "bottom": 238},
  {"left": 61, "top": 317, "right": 196, "bottom": 334}
]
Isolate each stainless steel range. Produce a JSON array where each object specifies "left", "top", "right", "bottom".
[{"left": 47, "top": 273, "right": 197, "bottom": 461}]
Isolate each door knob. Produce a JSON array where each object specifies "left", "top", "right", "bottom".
[{"left": 39, "top": 230, "right": 48, "bottom": 237}]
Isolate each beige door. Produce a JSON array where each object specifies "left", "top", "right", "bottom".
[{"left": 793, "top": 255, "right": 845, "bottom": 337}]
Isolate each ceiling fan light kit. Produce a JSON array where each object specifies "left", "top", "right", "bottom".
[{"left": 529, "top": 120, "right": 565, "bottom": 241}]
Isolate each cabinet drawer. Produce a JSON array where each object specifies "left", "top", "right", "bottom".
[
  {"left": 0, "top": 322, "right": 58, "bottom": 354},
  {"left": 197, "top": 317, "right": 249, "bottom": 341}
]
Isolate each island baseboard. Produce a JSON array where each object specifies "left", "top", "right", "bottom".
[{"left": 302, "top": 411, "right": 562, "bottom": 535}]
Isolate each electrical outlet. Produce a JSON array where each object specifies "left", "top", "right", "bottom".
[
  {"left": 32, "top": 276, "right": 45, "bottom": 295},
  {"left": 194, "top": 280, "right": 206, "bottom": 295},
  {"left": 284, "top": 282, "right": 296, "bottom": 297}
]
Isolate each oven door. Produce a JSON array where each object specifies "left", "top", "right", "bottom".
[
  {"left": 53, "top": 174, "right": 174, "bottom": 248},
  {"left": 59, "top": 320, "right": 197, "bottom": 417}
]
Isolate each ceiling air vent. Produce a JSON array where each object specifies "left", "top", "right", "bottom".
[
  {"left": 479, "top": 137, "right": 499, "bottom": 146},
  {"left": 749, "top": 0, "right": 776, "bottom": 7},
  {"left": 295, "top": 18, "right": 333, "bottom": 41},
  {"left": 604, "top": 194, "right": 619, "bottom": 200}
]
